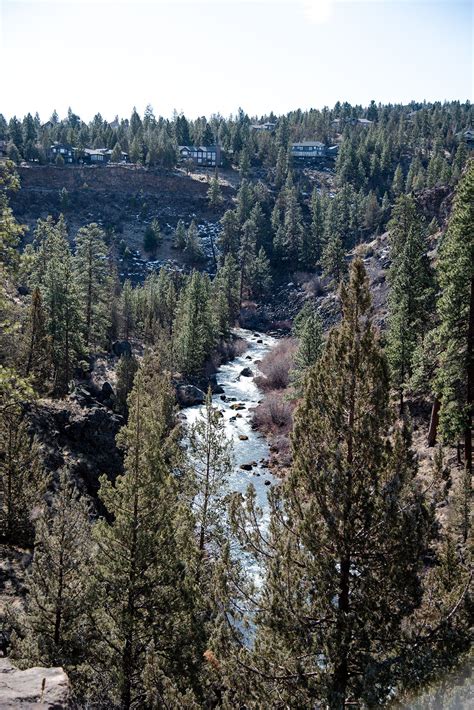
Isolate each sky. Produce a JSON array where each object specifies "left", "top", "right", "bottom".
[{"left": 0, "top": 0, "right": 472, "bottom": 122}]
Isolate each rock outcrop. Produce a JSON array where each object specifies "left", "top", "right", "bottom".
[
  {"left": 26, "top": 398, "right": 124, "bottom": 496},
  {"left": 0, "top": 659, "right": 69, "bottom": 708},
  {"left": 176, "top": 384, "right": 206, "bottom": 407}
]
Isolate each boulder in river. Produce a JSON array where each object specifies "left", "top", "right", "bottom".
[
  {"left": 0, "top": 658, "right": 70, "bottom": 708},
  {"left": 240, "top": 463, "right": 253, "bottom": 471},
  {"left": 264, "top": 480, "right": 271, "bottom": 486},
  {"left": 239, "top": 434, "right": 249, "bottom": 440},
  {"left": 176, "top": 385, "right": 206, "bottom": 407},
  {"left": 220, "top": 394, "right": 227, "bottom": 402},
  {"left": 230, "top": 403, "right": 246, "bottom": 410},
  {"left": 240, "top": 367, "right": 253, "bottom": 377}
]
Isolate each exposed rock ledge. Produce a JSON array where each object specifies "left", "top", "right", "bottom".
[{"left": 0, "top": 658, "right": 69, "bottom": 708}]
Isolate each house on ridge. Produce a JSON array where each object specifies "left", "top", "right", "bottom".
[{"left": 178, "top": 145, "right": 222, "bottom": 167}]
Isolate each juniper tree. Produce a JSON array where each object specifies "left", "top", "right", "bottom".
[
  {"left": 11, "top": 470, "right": 92, "bottom": 669},
  {"left": 90, "top": 359, "right": 202, "bottom": 708},
  {"left": 74, "top": 222, "right": 111, "bottom": 349},
  {"left": 433, "top": 161, "right": 473, "bottom": 473},
  {"left": 230, "top": 259, "right": 430, "bottom": 709}
]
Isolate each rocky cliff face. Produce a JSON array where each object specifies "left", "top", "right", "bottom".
[
  {"left": 0, "top": 658, "right": 70, "bottom": 708},
  {"left": 26, "top": 394, "right": 124, "bottom": 499}
]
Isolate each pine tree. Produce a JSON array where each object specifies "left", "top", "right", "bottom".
[
  {"left": 392, "top": 163, "right": 405, "bottom": 196},
  {"left": 23, "top": 286, "right": 50, "bottom": 388},
  {"left": 321, "top": 231, "right": 346, "bottom": 284},
  {"left": 207, "top": 174, "right": 223, "bottom": 208},
  {"left": 230, "top": 259, "right": 429, "bottom": 708},
  {"left": 248, "top": 246, "right": 273, "bottom": 300},
  {"left": 111, "top": 142, "right": 123, "bottom": 162},
  {"left": 0, "top": 161, "right": 23, "bottom": 332},
  {"left": 387, "top": 195, "right": 435, "bottom": 413},
  {"left": 185, "top": 220, "right": 205, "bottom": 265},
  {"left": 120, "top": 279, "right": 135, "bottom": 340},
  {"left": 433, "top": 161, "right": 473, "bottom": 473},
  {"left": 115, "top": 353, "right": 138, "bottom": 417},
  {"left": 39, "top": 219, "right": 84, "bottom": 395},
  {"left": 309, "top": 189, "right": 326, "bottom": 267},
  {"left": 235, "top": 179, "right": 253, "bottom": 225},
  {"left": 212, "top": 254, "right": 240, "bottom": 339},
  {"left": 90, "top": 359, "right": 202, "bottom": 708},
  {"left": 12, "top": 471, "right": 92, "bottom": 668},
  {"left": 280, "top": 184, "right": 304, "bottom": 264},
  {"left": 239, "top": 218, "right": 257, "bottom": 301},
  {"left": 74, "top": 222, "right": 111, "bottom": 349},
  {"left": 0, "top": 367, "right": 47, "bottom": 544},
  {"left": 143, "top": 219, "right": 162, "bottom": 257},
  {"left": 173, "top": 219, "right": 187, "bottom": 250},
  {"left": 291, "top": 303, "right": 324, "bottom": 394},
  {"left": 189, "top": 387, "right": 233, "bottom": 565},
  {"left": 218, "top": 210, "right": 240, "bottom": 260},
  {"left": 173, "top": 272, "right": 216, "bottom": 376}
]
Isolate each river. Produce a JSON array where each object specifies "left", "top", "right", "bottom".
[{"left": 182, "top": 328, "right": 278, "bottom": 527}]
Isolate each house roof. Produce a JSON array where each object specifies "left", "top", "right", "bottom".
[
  {"left": 291, "top": 141, "right": 326, "bottom": 148},
  {"left": 50, "top": 142, "right": 74, "bottom": 150},
  {"left": 179, "top": 145, "right": 219, "bottom": 153}
]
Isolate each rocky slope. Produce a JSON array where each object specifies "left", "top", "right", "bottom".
[{"left": 0, "top": 658, "right": 69, "bottom": 708}]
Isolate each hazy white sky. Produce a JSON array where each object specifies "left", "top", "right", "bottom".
[{"left": 1, "top": 0, "right": 472, "bottom": 122}]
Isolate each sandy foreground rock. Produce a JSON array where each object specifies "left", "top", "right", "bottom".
[{"left": 0, "top": 658, "right": 69, "bottom": 708}]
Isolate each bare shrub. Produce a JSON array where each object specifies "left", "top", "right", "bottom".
[
  {"left": 270, "top": 434, "right": 292, "bottom": 468},
  {"left": 255, "top": 338, "right": 296, "bottom": 391},
  {"left": 253, "top": 392, "right": 293, "bottom": 433},
  {"left": 303, "top": 274, "right": 325, "bottom": 297}
]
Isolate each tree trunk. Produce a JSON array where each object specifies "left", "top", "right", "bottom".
[
  {"left": 427, "top": 399, "right": 440, "bottom": 447},
  {"left": 333, "top": 555, "right": 350, "bottom": 709},
  {"left": 54, "top": 547, "right": 64, "bottom": 646}
]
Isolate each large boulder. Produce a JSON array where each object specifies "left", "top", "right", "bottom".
[
  {"left": 176, "top": 384, "right": 206, "bottom": 407},
  {"left": 0, "top": 658, "right": 70, "bottom": 708},
  {"left": 240, "top": 367, "right": 253, "bottom": 377}
]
